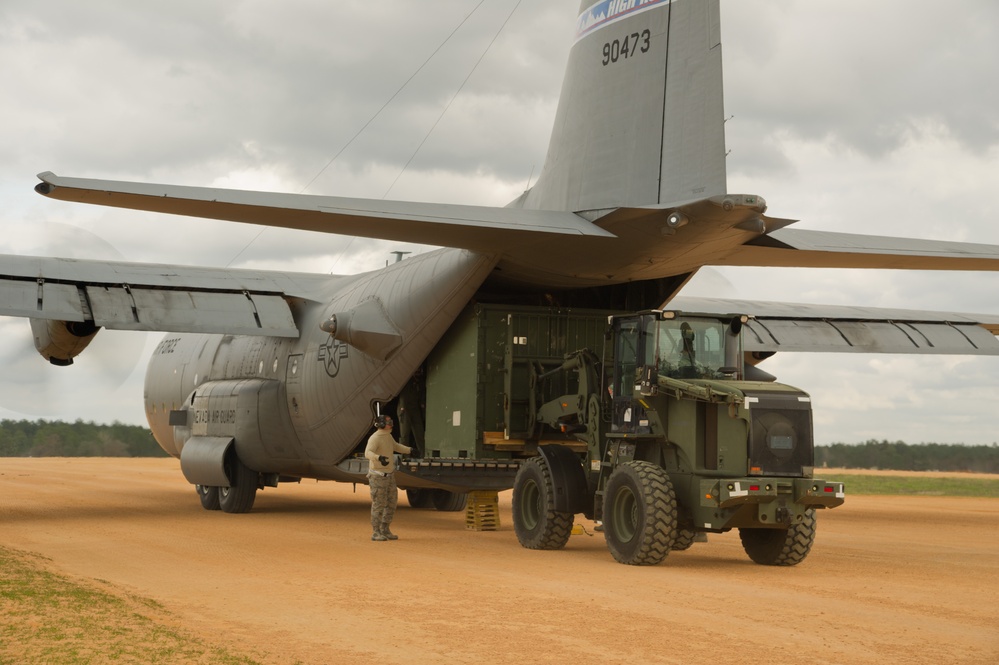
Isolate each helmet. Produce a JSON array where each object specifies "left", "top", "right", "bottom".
[{"left": 374, "top": 414, "right": 394, "bottom": 429}]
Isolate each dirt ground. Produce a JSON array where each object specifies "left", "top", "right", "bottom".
[{"left": 1, "top": 458, "right": 997, "bottom": 665}]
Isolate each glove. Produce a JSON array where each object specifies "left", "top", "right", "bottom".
[
  {"left": 408, "top": 447, "right": 418, "bottom": 459},
  {"left": 378, "top": 455, "right": 389, "bottom": 466}
]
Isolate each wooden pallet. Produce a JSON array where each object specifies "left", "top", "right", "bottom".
[
  {"left": 482, "top": 431, "right": 587, "bottom": 453},
  {"left": 465, "top": 490, "right": 500, "bottom": 531}
]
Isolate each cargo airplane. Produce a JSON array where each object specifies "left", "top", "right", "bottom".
[{"left": 3, "top": 0, "right": 999, "bottom": 519}]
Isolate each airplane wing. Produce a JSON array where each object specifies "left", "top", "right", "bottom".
[
  {"left": 0, "top": 253, "right": 341, "bottom": 337},
  {"left": 34, "top": 172, "right": 615, "bottom": 253},
  {"left": 713, "top": 228, "right": 999, "bottom": 271},
  {"left": 671, "top": 296, "right": 999, "bottom": 356},
  {"left": 35, "top": 174, "right": 999, "bottom": 284}
]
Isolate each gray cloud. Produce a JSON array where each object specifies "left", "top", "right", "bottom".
[
  {"left": 1, "top": 0, "right": 997, "bottom": 444},
  {"left": 722, "top": 1, "right": 999, "bottom": 158}
]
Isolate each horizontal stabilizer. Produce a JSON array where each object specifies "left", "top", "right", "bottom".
[
  {"left": 671, "top": 296, "right": 999, "bottom": 355},
  {"left": 717, "top": 228, "right": 999, "bottom": 271},
  {"left": 35, "top": 172, "right": 614, "bottom": 252}
]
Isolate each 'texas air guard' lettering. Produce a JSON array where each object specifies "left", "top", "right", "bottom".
[
  {"left": 576, "top": 0, "right": 672, "bottom": 42},
  {"left": 193, "top": 409, "right": 237, "bottom": 425}
]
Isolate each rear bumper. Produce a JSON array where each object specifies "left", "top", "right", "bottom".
[
  {"left": 793, "top": 477, "right": 846, "bottom": 508},
  {"left": 694, "top": 476, "right": 844, "bottom": 531},
  {"left": 701, "top": 477, "right": 844, "bottom": 509}
]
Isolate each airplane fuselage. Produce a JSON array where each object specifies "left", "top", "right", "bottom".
[{"left": 143, "top": 248, "right": 496, "bottom": 483}]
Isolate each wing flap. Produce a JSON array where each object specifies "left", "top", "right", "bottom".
[
  {"left": 0, "top": 279, "right": 85, "bottom": 320},
  {"left": 84, "top": 286, "right": 298, "bottom": 336},
  {"left": 744, "top": 319, "right": 999, "bottom": 355},
  {"left": 0, "top": 255, "right": 310, "bottom": 337},
  {"left": 127, "top": 290, "right": 297, "bottom": 337},
  {"left": 718, "top": 228, "right": 999, "bottom": 271},
  {"left": 670, "top": 296, "right": 999, "bottom": 355}
]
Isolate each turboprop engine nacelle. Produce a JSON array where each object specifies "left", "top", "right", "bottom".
[{"left": 30, "top": 318, "right": 100, "bottom": 366}]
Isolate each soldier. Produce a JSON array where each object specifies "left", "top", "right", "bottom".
[{"left": 364, "top": 414, "right": 414, "bottom": 541}]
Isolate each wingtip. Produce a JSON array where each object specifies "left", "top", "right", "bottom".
[
  {"left": 763, "top": 216, "right": 798, "bottom": 233},
  {"left": 35, "top": 171, "right": 56, "bottom": 196}
]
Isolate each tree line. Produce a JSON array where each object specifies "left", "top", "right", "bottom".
[
  {"left": 1, "top": 420, "right": 997, "bottom": 473},
  {"left": 0, "top": 419, "right": 168, "bottom": 458},
  {"left": 816, "top": 440, "right": 998, "bottom": 474}
]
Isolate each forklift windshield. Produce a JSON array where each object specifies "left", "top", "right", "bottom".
[{"left": 656, "top": 317, "right": 730, "bottom": 380}]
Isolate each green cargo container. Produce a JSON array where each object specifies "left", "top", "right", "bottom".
[{"left": 423, "top": 303, "right": 614, "bottom": 460}]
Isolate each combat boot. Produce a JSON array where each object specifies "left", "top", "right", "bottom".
[
  {"left": 380, "top": 524, "right": 399, "bottom": 540},
  {"left": 371, "top": 531, "right": 388, "bottom": 541}
]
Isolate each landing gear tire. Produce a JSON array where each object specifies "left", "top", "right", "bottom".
[
  {"left": 219, "top": 454, "right": 259, "bottom": 514},
  {"left": 739, "top": 508, "right": 817, "bottom": 566},
  {"left": 196, "top": 484, "right": 220, "bottom": 511},
  {"left": 512, "top": 457, "right": 573, "bottom": 551},
  {"left": 406, "top": 489, "right": 435, "bottom": 509},
  {"left": 431, "top": 489, "right": 467, "bottom": 512},
  {"left": 602, "top": 461, "right": 678, "bottom": 565}
]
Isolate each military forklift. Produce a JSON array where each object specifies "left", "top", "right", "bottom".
[
  {"left": 507, "top": 308, "right": 845, "bottom": 566},
  {"left": 401, "top": 304, "right": 844, "bottom": 566}
]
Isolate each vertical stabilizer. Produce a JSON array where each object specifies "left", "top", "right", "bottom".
[{"left": 519, "top": 0, "right": 726, "bottom": 213}]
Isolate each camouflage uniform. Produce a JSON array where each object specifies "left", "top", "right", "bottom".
[
  {"left": 367, "top": 470, "right": 398, "bottom": 539},
  {"left": 364, "top": 416, "right": 413, "bottom": 541}
]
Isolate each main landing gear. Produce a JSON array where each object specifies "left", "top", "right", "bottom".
[{"left": 194, "top": 454, "right": 259, "bottom": 514}]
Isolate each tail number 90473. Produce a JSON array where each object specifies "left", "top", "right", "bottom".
[{"left": 602, "top": 29, "right": 651, "bottom": 66}]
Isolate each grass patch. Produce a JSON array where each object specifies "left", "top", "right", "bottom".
[
  {"left": 822, "top": 474, "right": 999, "bottom": 497},
  {"left": 0, "top": 546, "right": 261, "bottom": 665}
]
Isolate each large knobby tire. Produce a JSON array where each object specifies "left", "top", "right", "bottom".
[
  {"left": 671, "top": 527, "right": 696, "bottom": 551},
  {"left": 602, "top": 461, "right": 678, "bottom": 565},
  {"left": 512, "top": 457, "right": 574, "bottom": 550},
  {"left": 431, "top": 489, "right": 468, "bottom": 512},
  {"left": 406, "top": 488, "right": 435, "bottom": 509},
  {"left": 196, "top": 484, "right": 221, "bottom": 511},
  {"left": 219, "top": 454, "right": 259, "bottom": 514},
  {"left": 739, "top": 508, "right": 817, "bottom": 566}
]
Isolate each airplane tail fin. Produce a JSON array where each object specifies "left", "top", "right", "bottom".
[{"left": 518, "top": 0, "right": 726, "bottom": 213}]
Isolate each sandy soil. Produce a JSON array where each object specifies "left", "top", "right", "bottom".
[{"left": 1, "top": 458, "right": 997, "bottom": 664}]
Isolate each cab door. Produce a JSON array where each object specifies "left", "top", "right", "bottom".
[{"left": 609, "top": 314, "right": 655, "bottom": 433}]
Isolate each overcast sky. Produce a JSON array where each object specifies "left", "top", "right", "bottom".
[{"left": 1, "top": 0, "right": 997, "bottom": 446}]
